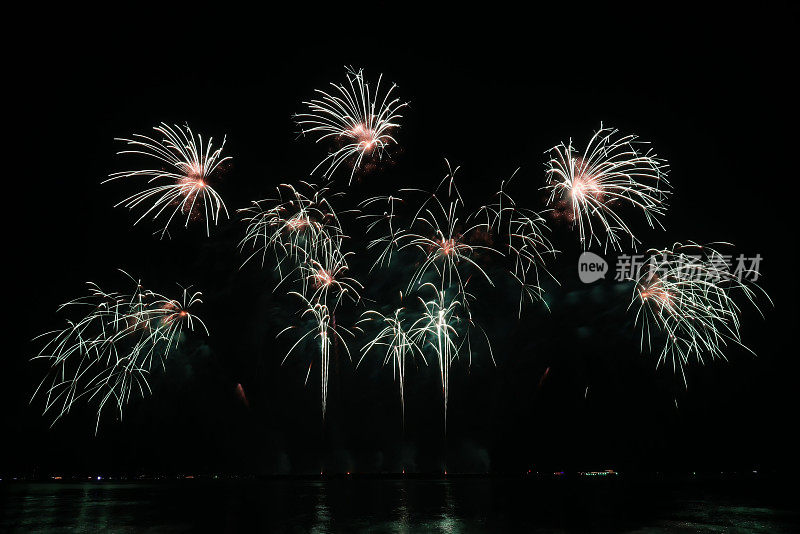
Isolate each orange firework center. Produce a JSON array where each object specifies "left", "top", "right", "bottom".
[
  {"left": 439, "top": 238, "right": 458, "bottom": 256},
  {"left": 180, "top": 162, "right": 208, "bottom": 190},
  {"left": 640, "top": 282, "right": 674, "bottom": 308},
  {"left": 570, "top": 174, "right": 602, "bottom": 199},
  {"left": 160, "top": 308, "right": 188, "bottom": 325},
  {"left": 180, "top": 175, "right": 206, "bottom": 195},
  {"left": 315, "top": 269, "right": 334, "bottom": 287},
  {"left": 286, "top": 216, "right": 309, "bottom": 230},
  {"left": 351, "top": 124, "right": 378, "bottom": 151}
]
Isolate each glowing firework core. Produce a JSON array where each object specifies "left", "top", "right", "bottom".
[
  {"left": 351, "top": 123, "right": 379, "bottom": 151},
  {"left": 314, "top": 269, "right": 334, "bottom": 287},
  {"left": 439, "top": 238, "right": 457, "bottom": 256},
  {"left": 107, "top": 123, "right": 230, "bottom": 237},
  {"left": 639, "top": 278, "right": 674, "bottom": 309},
  {"left": 570, "top": 174, "right": 602, "bottom": 200},
  {"left": 295, "top": 67, "right": 408, "bottom": 183},
  {"left": 286, "top": 216, "right": 309, "bottom": 231}
]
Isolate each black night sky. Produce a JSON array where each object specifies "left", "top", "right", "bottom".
[{"left": 3, "top": 11, "right": 797, "bottom": 483}]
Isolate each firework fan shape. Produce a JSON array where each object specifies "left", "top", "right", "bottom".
[
  {"left": 105, "top": 123, "right": 231, "bottom": 238},
  {"left": 301, "top": 237, "right": 363, "bottom": 311},
  {"left": 544, "top": 125, "right": 670, "bottom": 251},
  {"left": 413, "top": 283, "right": 475, "bottom": 427},
  {"left": 279, "top": 292, "right": 355, "bottom": 419},
  {"left": 368, "top": 164, "right": 503, "bottom": 300},
  {"left": 360, "top": 165, "right": 562, "bottom": 426},
  {"left": 295, "top": 67, "right": 408, "bottom": 183},
  {"left": 239, "top": 181, "right": 345, "bottom": 282},
  {"left": 241, "top": 180, "right": 361, "bottom": 419},
  {"left": 31, "top": 271, "right": 208, "bottom": 432},
  {"left": 473, "top": 171, "right": 559, "bottom": 315},
  {"left": 358, "top": 308, "right": 426, "bottom": 422},
  {"left": 402, "top": 188, "right": 499, "bottom": 295},
  {"left": 629, "top": 242, "right": 770, "bottom": 383}
]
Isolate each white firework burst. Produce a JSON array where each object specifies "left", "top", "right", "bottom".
[
  {"left": 473, "top": 171, "right": 559, "bottom": 315},
  {"left": 295, "top": 67, "right": 408, "bottom": 183},
  {"left": 238, "top": 181, "right": 344, "bottom": 282},
  {"left": 544, "top": 125, "right": 670, "bottom": 251},
  {"left": 358, "top": 307, "right": 426, "bottom": 422},
  {"left": 279, "top": 292, "right": 355, "bottom": 420},
  {"left": 106, "top": 123, "right": 230, "bottom": 237},
  {"left": 32, "top": 270, "right": 208, "bottom": 432},
  {"left": 629, "top": 242, "right": 770, "bottom": 383}
]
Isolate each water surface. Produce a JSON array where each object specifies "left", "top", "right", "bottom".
[{"left": 1, "top": 477, "right": 797, "bottom": 532}]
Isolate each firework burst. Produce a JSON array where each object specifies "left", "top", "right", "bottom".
[
  {"left": 474, "top": 171, "right": 559, "bottom": 315},
  {"left": 295, "top": 67, "right": 408, "bottom": 183},
  {"left": 358, "top": 307, "right": 426, "bottom": 422},
  {"left": 31, "top": 271, "right": 207, "bottom": 432},
  {"left": 412, "top": 283, "right": 492, "bottom": 427},
  {"left": 301, "top": 237, "right": 363, "bottom": 310},
  {"left": 629, "top": 242, "right": 769, "bottom": 383},
  {"left": 239, "top": 181, "right": 345, "bottom": 282},
  {"left": 369, "top": 164, "right": 503, "bottom": 299},
  {"left": 106, "top": 123, "right": 230, "bottom": 238},
  {"left": 279, "top": 292, "right": 355, "bottom": 419},
  {"left": 544, "top": 125, "right": 670, "bottom": 251},
  {"left": 357, "top": 194, "right": 407, "bottom": 271},
  {"left": 242, "top": 180, "right": 362, "bottom": 418}
]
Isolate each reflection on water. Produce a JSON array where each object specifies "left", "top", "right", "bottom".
[
  {"left": 312, "top": 482, "right": 330, "bottom": 534},
  {"left": 1, "top": 478, "right": 797, "bottom": 533}
]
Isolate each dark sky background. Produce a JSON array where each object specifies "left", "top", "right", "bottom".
[{"left": 3, "top": 11, "right": 796, "bottom": 477}]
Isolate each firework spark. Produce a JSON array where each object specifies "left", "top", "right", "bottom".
[
  {"left": 301, "top": 237, "right": 363, "bottom": 311},
  {"left": 357, "top": 194, "right": 407, "bottom": 271},
  {"left": 365, "top": 164, "right": 502, "bottom": 301},
  {"left": 31, "top": 271, "right": 207, "bottom": 432},
  {"left": 242, "top": 180, "right": 362, "bottom": 418},
  {"left": 544, "top": 125, "right": 670, "bottom": 251},
  {"left": 474, "top": 171, "right": 559, "bottom": 315},
  {"left": 413, "top": 284, "right": 469, "bottom": 427},
  {"left": 279, "top": 292, "right": 355, "bottom": 419},
  {"left": 295, "top": 67, "right": 408, "bottom": 183},
  {"left": 106, "top": 123, "right": 230, "bottom": 238},
  {"left": 629, "top": 242, "right": 769, "bottom": 383},
  {"left": 239, "top": 181, "right": 344, "bottom": 282},
  {"left": 358, "top": 308, "right": 426, "bottom": 421}
]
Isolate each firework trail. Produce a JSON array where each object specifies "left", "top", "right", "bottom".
[
  {"left": 544, "top": 125, "right": 670, "bottom": 251},
  {"left": 301, "top": 236, "right": 363, "bottom": 311},
  {"left": 239, "top": 181, "right": 345, "bottom": 282},
  {"left": 241, "top": 181, "right": 361, "bottom": 418},
  {"left": 360, "top": 165, "right": 548, "bottom": 426},
  {"left": 629, "top": 242, "right": 770, "bottom": 383},
  {"left": 358, "top": 286, "right": 494, "bottom": 428},
  {"left": 363, "top": 164, "right": 502, "bottom": 304},
  {"left": 412, "top": 283, "right": 494, "bottom": 427},
  {"left": 473, "top": 170, "right": 559, "bottom": 315},
  {"left": 357, "top": 194, "right": 407, "bottom": 271},
  {"left": 286, "top": 232, "right": 360, "bottom": 418},
  {"left": 106, "top": 123, "right": 230, "bottom": 238},
  {"left": 418, "top": 286, "right": 459, "bottom": 425},
  {"left": 279, "top": 292, "right": 355, "bottom": 419},
  {"left": 31, "top": 270, "right": 207, "bottom": 432},
  {"left": 295, "top": 67, "right": 408, "bottom": 183},
  {"left": 358, "top": 307, "right": 426, "bottom": 422}
]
